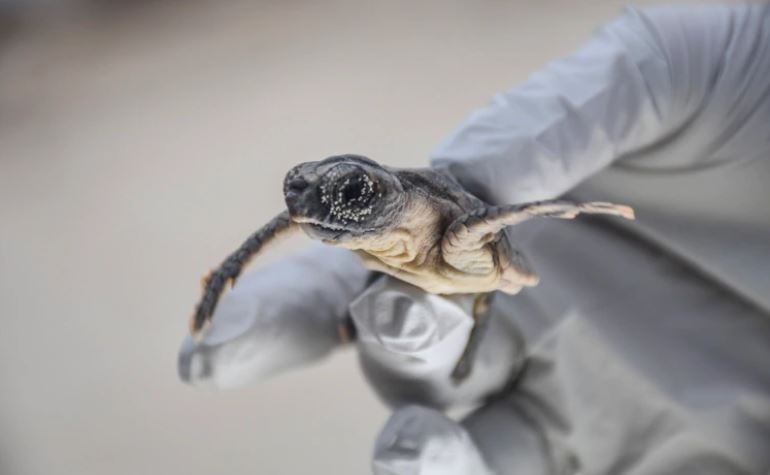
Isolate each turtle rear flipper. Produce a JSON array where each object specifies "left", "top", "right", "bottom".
[
  {"left": 451, "top": 293, "right": 494, "bottom": 383},
  {"left": 441, "top": 200, "right": 634, "bottom": 293}
]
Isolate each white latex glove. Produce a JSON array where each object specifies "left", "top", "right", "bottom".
[{"left": 180, "top": 5, "right": 770, "bottom": 474}]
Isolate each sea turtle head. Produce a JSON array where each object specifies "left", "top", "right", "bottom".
[{"left": 283, "top": 154, "right": 407, "bottom": 242}]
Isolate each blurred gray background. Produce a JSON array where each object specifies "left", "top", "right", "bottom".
[{"left": 0, "top": 1, "right": 712, "bottom": 474}]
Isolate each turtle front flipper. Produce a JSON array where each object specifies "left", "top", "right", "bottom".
[
  {"left": 190, "top": 210, "right": 298, "bottom": 340},
  {"left": 441, "top": 200, "right": 634, "bottom": 292}
]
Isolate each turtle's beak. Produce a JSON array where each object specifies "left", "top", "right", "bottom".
[
  {"left": 284, "top": 163, "right": 322, "bottom": 220},
  {"left": 284, "top": 176, "right": 309, "bottom": 219},
  {"left": 284, "top": 176, "right": 308, "bottom": 203}
]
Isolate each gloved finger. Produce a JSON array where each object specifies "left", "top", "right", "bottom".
[
  {"left": 372, "top": 405, "right": 492, "bottom": 475},
  {"left": 350, "top": 276, "right": 526, "bottom": 409},
  {"left": 178, "top": 244, "right": 369, "bottom": 389},
  {"left": 460, "top": 396, "right": 556, "bottom": 475}
]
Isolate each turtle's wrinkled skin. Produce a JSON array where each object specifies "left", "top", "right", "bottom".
[{"left": 191, "top": 154, "right": 634, "bottom": 380}]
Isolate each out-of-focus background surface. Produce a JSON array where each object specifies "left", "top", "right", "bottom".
[{"left": 0, "top": 1, "right": 714, "bottom": 474}]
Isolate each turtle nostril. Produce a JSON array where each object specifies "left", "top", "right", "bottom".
[
  {"left": 284, "top": 176, "right": 310, "bottom": 212},
  {"left": 287, "top": 177, "right": 308, "bottom": 193}
]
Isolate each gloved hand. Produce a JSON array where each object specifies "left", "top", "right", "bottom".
[
  {"left": 180, "top": 7, "right": 671, "bottom": 470},
  {"left": 178, "top": 244, "right": 541, "bottom": 475},
  {"left": 181, "top": 5, "right": 770, "bottom": 474}
]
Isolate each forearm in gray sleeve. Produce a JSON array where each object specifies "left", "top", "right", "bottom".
[{"left": 429, "top": 5, "right": 752, "bottom": 204}]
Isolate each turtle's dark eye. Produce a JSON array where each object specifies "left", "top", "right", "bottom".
[
  {"left": 338, "top": 173, "right": 374, "bottom": 205},
  {"left": 325, "top": 172, "right": 377, "bottom": 223},
  {"left": 343, "top": 180, "right": 364, "bottom": 202}
]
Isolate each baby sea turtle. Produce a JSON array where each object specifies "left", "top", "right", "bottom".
[{"left": 190, "top": 155, "right": 634, "bottom": 381}]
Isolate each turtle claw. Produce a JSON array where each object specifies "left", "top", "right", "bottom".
[{"left": 188, "top": 311, "right": 210, "bottom": 342}]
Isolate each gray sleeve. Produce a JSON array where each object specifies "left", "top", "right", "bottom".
[{"left": 429, "top": 4, "right": 766, "bottom": 204}]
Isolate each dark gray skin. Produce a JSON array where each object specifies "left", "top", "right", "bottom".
[
  {"left": 283, "top": 155, "right": 419, "bottom": 242},
  {"left": 191, "top": 154, "right": 634, "bottom": 380}
]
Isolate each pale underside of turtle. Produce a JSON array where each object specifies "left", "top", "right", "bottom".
[{"left": 190, "top": 155, "right": 634, "bottom": 381}]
